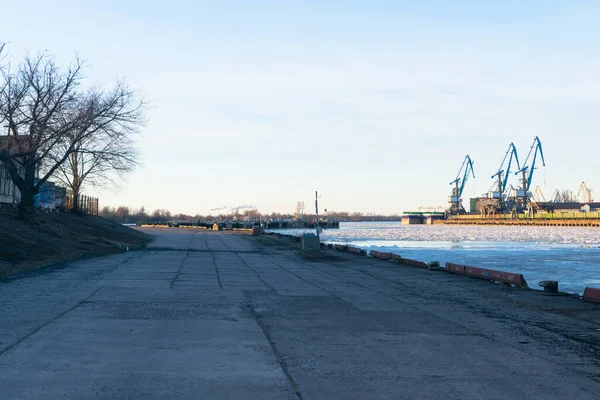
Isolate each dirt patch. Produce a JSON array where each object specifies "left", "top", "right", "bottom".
[
  {"left": 297, "top": 250, "right": 348, "bottom": 262},
  {"left": 0, "top": 209, "right": 151, "bottom": 278},
  {"left": 249, "top": 234, "right": 302, "bottom": 251}
]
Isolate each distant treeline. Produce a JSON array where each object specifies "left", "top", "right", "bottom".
[{"left": 99, "top": 206, "right": 402, "bottom": 224}]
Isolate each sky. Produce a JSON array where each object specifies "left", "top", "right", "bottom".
[{"left": 1, "top": 1, "right": 600, "bottom": 215}]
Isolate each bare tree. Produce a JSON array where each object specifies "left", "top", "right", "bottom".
[
  {"left": 558, "top": 189, "right": 574, "bottom": 203},
  {"left": 0, "top": 49, "right": 80, "bottom": 215},
  {"left": 151, "top": 209, "right": 171, "bottom": 223},
  {"left": 242, "top": 209, "right": 261, "bottom": 219},
  {"left": 0, "top": 47, "right": 144, "bottom": 216},
  {"left": 51, "top": 81, "right": 143, "bottom": 211}
]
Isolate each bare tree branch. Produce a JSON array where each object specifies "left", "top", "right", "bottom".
[{"left": 49, "top": 81, "right": 144, "bottom": 209}]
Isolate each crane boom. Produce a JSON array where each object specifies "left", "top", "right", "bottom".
[
  {"left": 449, "top": 155, "right": 475, "bottom": 198},
  {"left": 489, "top": 143, "right": 520, "bottom": 199},
  {"left": 515, "top": 136, "right": 546, "bottom": 193},
  {"left": 577, "top": 181, "right": 594, "bottom": 203},
  {"left": 533, "top": 186, "right": 546, "bottom": 202}
]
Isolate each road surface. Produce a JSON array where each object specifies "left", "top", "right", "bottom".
[{"left": 1, "top": 228, "right": 599, "bottom": 399}]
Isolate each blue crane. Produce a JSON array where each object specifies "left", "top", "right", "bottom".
[
  {"left": 514, "top": 136, "right": 545, "bottom": 198},
  {"left": 449, "top": 155, "right": 475, "bottom": 213},
  {"left": 489, "top": 143, "right": 520, "bottom": 200}
]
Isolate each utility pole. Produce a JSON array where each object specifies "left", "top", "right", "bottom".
[{"left": 315, "top": 191, "right": 320, "bottom": 241}]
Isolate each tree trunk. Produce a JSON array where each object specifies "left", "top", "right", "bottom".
[
  {"left": 14, "top": 158, "right": 38, "bottom": 217},
  {"left": 71, "top": 183, "right": 82, "bottom": 213},
  {"left": 18, "top": 187, "right": 35, "bottom": 217}
]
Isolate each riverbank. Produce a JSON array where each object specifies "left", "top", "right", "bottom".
[{"left": 0, "top": 210, "right": 151, "bottom": 279}]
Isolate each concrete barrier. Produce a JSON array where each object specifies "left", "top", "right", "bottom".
[
  {"left": 583, "top": 287, "right": 600, "bottom": 303},
  {"left": 445, "top": 262, "right": 466, "bottom": 275},
  {"left": 370, "top": 250, "right": 392, "bottom": 260},
  {"left": 395, "top": 257, "right": 429, "bottom": 269},
  {"left": 391, "top": 253, "right": 428, "bottom": 268},
  {"left": 347, "top": 246, "right": 363, "bottom": 255},
  {"left": 462, "top": 265, "right": 528, "bottom": 287}
]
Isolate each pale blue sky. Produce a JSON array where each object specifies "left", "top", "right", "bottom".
[{"left": 2, "top": 1, "right": 599, "bottom": 214}]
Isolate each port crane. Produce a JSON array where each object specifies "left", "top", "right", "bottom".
[
  {"left": 448, "top": 155, "right": 475, "bottom": 214},
  {"left": 532, "top": 186, "right": 546, "bottom": 202},
  {"left": 577, "top": 181, "right": 594, "bottom": 204},
  {"left": 549, "top": 189, "right": 561, "bottom": 203},
  {"left": 487, "top": 142, "right": 520, "bottom": 209},
  {"left": 294, "top": 201, "right": 305, "bottom": 219},
  {"left": 514, "top": 136, "right": 545, "bottom": 212},
  {"left": 478, "top": 143, "right": 520, "bottom": 217}
]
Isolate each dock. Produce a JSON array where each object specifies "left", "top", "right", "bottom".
[
  {"left": 437, "top": 211, "right": 600, "bottom": 226},
  {"left": 265, "top": 220, "right": 339, "bottom": 230}
]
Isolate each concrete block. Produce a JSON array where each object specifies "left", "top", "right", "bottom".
[
  {"left": 445, "top": 262, "right": 465, "bottom": 275},
  {"left": 302, "top": 234, "right": 321, "bottom": 251},
  {"left": 347, "top": 247, "right": 363, "bottom": 255},
  {"left": 464, "top": 265, "right": 528, "bottom": 287},
  {"left": 370, "top": 250, "right": 392, "bottom": 260}
]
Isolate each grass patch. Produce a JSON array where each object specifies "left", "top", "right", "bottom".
[{"left": 0, "top": 209, "right": 151, "bottom": 277}]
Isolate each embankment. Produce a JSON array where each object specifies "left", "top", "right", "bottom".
[
  {"left": 261, "top": 231, "right": 600, "bottom": 302},
  {"left": 0, "top": 210, "right": 151, "bottom": 278}
]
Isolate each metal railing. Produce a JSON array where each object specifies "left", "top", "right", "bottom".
[{"left": 65, "top": 194, "right": 99, "bottom": 215}]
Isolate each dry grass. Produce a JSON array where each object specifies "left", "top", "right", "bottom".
[{"left": 0, "top": 209, "right": 151, "bottom": 277}]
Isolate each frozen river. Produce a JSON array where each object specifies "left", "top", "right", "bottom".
[{"left": 268, "top": 222, "right": 600, "bottom": 295}]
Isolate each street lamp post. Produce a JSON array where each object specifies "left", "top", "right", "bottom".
[{"left": 315, "top": 191, "right": 321, "bottom": 241}]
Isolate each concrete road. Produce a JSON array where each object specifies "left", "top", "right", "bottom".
[{"left": 1, "top": 229, "right": 600, "bottom": 399}]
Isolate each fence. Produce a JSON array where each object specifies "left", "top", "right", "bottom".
[{"left": 65, "top": 194, "right": 99, "bottom": 215}]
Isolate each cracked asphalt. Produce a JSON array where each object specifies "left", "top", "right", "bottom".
[{"left": 1, "top": 228, "right": 599, "bottom": 399}]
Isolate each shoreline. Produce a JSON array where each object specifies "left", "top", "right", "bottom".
[{"left": 262, "top": 230, "right": 600, "bottom": 299}]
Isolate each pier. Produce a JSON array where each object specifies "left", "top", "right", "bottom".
[
  {"left": 438, "top": 218, "right": 600, "bottom": 226},
  {"left": 438, "top": 212, "right": 600, "bottom": 226},
  {"left": 265, "top": 220, "right": 339, "bottom": 230}
]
